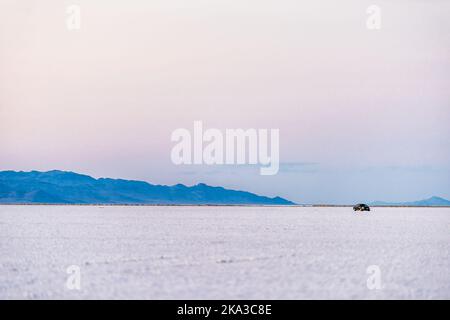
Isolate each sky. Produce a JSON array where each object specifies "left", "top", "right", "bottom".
[{"left": 1, "top": 0, "right": 449, "bottom": 204}]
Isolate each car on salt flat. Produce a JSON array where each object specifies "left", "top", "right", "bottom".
[{"left": 353, "top": 203, "right": 370, "bottom": 211}]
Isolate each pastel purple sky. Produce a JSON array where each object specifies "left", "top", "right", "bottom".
[{"left": 1, "top": 0, "right": 449, "bottom": 203}]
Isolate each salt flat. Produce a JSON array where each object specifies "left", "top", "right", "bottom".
[{"left": 0, "top": 205, "right": 448, "bottom": 299}]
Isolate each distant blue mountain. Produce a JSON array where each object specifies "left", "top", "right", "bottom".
[
  {"left": 0, "top": 170, "right": 294, "bottom": 205},
  {"left": 370, "top": 196, "right": 450, "bottom": 207}
]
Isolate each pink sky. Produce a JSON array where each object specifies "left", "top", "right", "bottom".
[{"left": 1, "top": 0, "right": 449, "bottom": 203}]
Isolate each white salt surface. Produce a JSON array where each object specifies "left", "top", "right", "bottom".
[{"left": 0, "top": 205, "right": 448, "bottom": 299}]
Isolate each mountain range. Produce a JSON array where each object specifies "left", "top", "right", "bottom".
[
  {"left": 0, "top": 170, "right": 294, "bottom": 205},
  {"left": 0, "top": 170, "right": 448, "bottom": 206},
  {"left": 370, "top": 196, "right": 450, "bottom": 207}
]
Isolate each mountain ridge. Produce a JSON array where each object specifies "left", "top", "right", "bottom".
[
  {"left": 370, "top": 196, "right": 450, "bottom": 207},
  {"left": 0, "top": 170, "right": 294, "bottom": 205}
]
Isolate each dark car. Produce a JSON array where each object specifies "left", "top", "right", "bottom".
[{"left": 353, "top": 203, "right": 370, "bottom": 211}]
